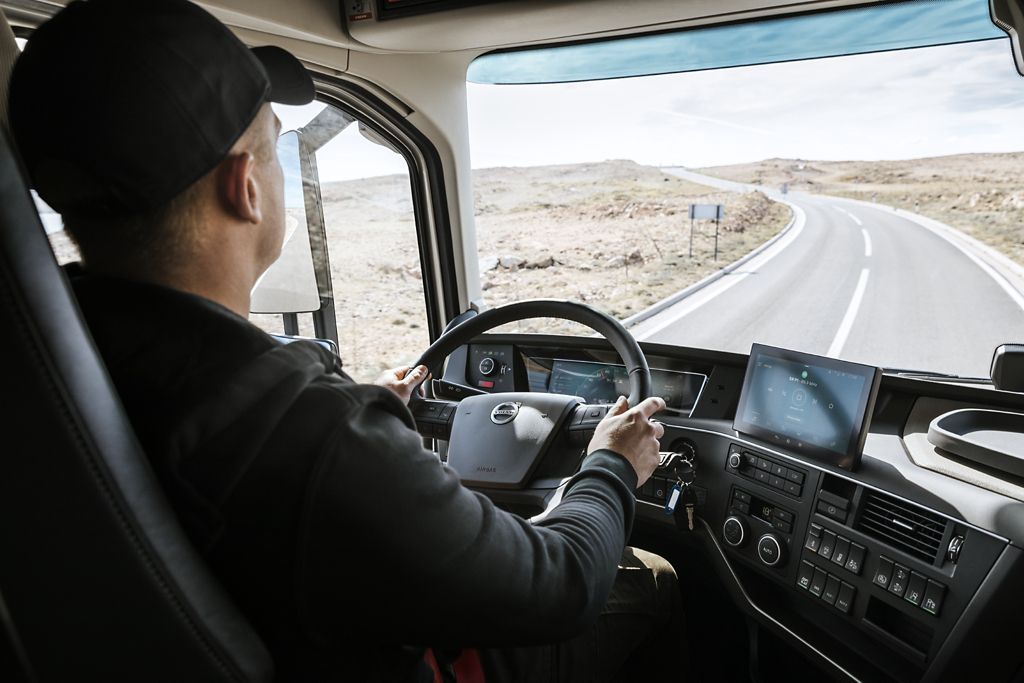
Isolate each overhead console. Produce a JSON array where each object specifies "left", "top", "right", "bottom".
[{"left": 371, "top": 0, "right": 503, "bottom": 20}]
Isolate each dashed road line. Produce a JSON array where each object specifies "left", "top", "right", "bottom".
[
  {"left": 826, "top": 268, "right": 870, "bottom": 359},
  {"left": 861, "top": 228, "right": 872, "bottom": 257},
  {"left": 833, "top": 205, "right": 863, "bottom": 225}
]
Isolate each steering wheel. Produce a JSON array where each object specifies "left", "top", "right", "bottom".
[{"left": 408, "top": 300, "right": 652, "bottom": 490}]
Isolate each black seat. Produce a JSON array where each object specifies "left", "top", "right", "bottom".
[{"left": 0, "top": 18, "right": 273, "bottom": 682}]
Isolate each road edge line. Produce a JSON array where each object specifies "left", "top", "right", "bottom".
[
  {"left": 622, "top": 201, "right": 798, "bottom": 329},
  {"left": 834, "top": 195, "right": 1024, "bottom": 313}
]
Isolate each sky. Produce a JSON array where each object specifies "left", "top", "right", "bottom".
[
  {"left": 465, "top": 39, "right": 1024, "bottom": 171},
  {"left": 274, "top": 38, "right": 1024, "bottom": 183}
]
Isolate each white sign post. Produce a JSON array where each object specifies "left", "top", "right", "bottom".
[{"left": 689, "top": 204, "right": 725, "bottom": 260}]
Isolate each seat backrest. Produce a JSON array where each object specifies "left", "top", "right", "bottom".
[{"left": 0, "top": 14, "right": 273, "bottom": 682}]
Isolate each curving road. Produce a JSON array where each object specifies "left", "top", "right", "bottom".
[{"left": 630, "top": 169, "right": 1024, "bottom": 379}]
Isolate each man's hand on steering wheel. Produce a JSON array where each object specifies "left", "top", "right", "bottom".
[
  {"left": 375, "top": 364, "right": 430, "bottom": 404},
  {"left": 588, "top": 396, "right": 666, "bottom": 487}
]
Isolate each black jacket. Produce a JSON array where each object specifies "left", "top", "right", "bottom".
[{"left": 70, "top": 270, "right": 639, "bottom": 681}]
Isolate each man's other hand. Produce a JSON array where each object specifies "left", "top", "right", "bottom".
[
  {"left": 587, "top": 396, "right": 666, "bottom": 488},
  {"left": 375, "top": 365, "right": 429, "bottom": 404}
]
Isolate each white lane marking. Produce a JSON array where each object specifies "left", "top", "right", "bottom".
[
  {"left": 884, "top": 210, "right": 1024, "bottom": 314},
  {"left": 861, "top": 228, "right": 872, "bottom": 257},
  {"left": 826, "top": 268, "right": 870, "bottom": 359},
  {"left": 833, "top": 205, "right": 863, "bottom": 225},
  {"left": 634, "top": 203, "right": 807, "bottom": 340}
]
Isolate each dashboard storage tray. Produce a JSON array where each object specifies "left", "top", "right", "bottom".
[{"left": 927, "top": 408, "right": 1024, "bottom": 477}]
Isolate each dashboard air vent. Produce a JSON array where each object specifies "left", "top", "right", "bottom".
[{"left": 855, "top": 491, "right": 947, "bottom": 563}]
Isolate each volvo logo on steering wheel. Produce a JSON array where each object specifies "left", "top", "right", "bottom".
[{"left": 490, "top": 402, "right": 520, "bottom": 425}]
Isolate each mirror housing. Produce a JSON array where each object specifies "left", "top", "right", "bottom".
[
  {"left": 992, "top": 0, "right": 1024, "bottom": 76},
  {"left": 991, "top": 344, "right": 1024, "bottom": 391},
  {"left": 250, "top": 130, "right": 321, "bottom": 314}
]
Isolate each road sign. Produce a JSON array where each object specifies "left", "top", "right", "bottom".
[
  {"left": 688, "top": 204, "right": 725, "bottom": 261},
  {"left": 689, "top": 204, "right": 724, "bottom": 220}
]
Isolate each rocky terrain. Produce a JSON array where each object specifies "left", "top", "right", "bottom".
[
  {"left": 700, "top": 153, "right": 1024, "bottom": 265},
  {"left": 471, "top": 161, "right": 790, "bottom": 335}
]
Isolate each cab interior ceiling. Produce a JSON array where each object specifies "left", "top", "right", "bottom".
[{"left": 2, "top": 0, "right": 918, "bottom": 54}]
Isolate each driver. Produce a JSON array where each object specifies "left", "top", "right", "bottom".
[{"left": 9, "top": 1, "right": 685, "bottom": 681}]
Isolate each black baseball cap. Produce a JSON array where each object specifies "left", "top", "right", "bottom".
[{"left": 8, "top": 0, "right": 315, "bottom": 220}]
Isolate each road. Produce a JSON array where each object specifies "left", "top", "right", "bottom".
[{"left": 630, "top": 169, "right": 1024, "bottom": 379}]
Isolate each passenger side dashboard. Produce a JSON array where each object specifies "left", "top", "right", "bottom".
[{"left": 440, "top": 334, "right": 1024, "bottom": 682}]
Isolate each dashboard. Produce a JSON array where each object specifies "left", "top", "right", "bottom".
[{"left": 423, "top": 334, "right": 1024, "bottom": 683}]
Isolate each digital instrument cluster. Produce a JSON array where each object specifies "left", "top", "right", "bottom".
[{"left": 536, "top": 358, "right": 706, "bottom": 415}]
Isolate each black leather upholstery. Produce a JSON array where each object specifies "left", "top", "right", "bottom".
[{"left": 0, "top": 122, "right": 273, "bottom": 680}]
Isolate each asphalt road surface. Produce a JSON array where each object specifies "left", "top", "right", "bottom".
[{"left": 631, "top": 169, "right": 1024, "bottom": 379}]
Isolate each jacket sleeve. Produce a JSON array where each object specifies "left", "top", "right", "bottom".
[{"left": 295, "top": 382, "right": 638, "bottom": 649}]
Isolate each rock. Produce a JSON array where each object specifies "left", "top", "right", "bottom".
[
  {"left": 498, "top": 254, "right": 526, "bottom": 269},
  {"left": 478, "top": 256, "right": 499, "bottom": 272},
  {"left": 525, "top": 255, "right": 558, "bottom": 269}
]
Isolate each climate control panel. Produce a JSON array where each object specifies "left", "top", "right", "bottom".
[{"left": 723, "top": 485, "right": 797, "bottom": 569}]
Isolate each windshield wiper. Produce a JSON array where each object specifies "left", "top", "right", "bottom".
[{"left": 883, "top": 367, "right": 992, "bottom": 384}]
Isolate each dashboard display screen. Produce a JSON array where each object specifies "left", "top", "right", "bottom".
[
  {"left": 543, "top": 359, "right": 706, "bottom": 415},
  {"left": 733, "top": 345, "right": 881, "bottom": 470}
]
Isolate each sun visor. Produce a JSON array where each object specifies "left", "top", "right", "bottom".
[{"left": 469, "top": 0, "right": 1007, "bottom": 84}]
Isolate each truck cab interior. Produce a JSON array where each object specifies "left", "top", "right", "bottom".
[{"left": 2, "top": 1, "right": 1024, "bottom": 681}]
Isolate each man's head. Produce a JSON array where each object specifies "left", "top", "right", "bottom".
[{"left": 8, "top": 0, "right": 313, "bottom": 302}]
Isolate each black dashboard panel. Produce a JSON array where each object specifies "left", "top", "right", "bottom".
[{"left": 437, "top": 334, "right": 1024, "bottom": 682}]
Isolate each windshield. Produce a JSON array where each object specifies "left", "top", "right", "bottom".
[{"left": 466, "top": 4, "right": 1024, "bottom": 380}]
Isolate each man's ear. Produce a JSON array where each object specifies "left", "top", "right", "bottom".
[{"left": 217, "top": 151, "right": 263, "bottom": 224}]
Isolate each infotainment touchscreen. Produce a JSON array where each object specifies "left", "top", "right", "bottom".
[{"left": 733, "top": 344, "right": 882, "bottom": 470}]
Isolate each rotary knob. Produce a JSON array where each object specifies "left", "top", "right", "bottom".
[
  {"left": 479, "top": 357, "right": 496, "bottom": 376},
  {"left": 722, "top": 515, "right": 747, "bottom": 547},
  {"left": 728, "top": 452, "right": 742, "bottom": 470},
  {"left": 757, "top": 533, "right": 786, "bottom": 567}
]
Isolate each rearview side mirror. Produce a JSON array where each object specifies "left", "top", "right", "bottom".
[
  {"left": 250, "top": 130, "right": 321, "bottom": 314},
  {"left": 992, "top": 0, "right": 1024, "bottom": 76}
]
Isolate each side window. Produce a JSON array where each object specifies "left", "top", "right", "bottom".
[{"left": 264, "top": 101, "right": 430, "bottom": 383}]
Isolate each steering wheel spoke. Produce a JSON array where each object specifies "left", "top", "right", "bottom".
[
  {"left": 566, "top": 402, "right": 614, "bottom": 446},
  {"left": 411, "top": 398, "right": 458, "bottom": 440}
]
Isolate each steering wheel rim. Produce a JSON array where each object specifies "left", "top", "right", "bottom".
[{"left": 413, "top": 299, "right": 652, "bottom": 406}]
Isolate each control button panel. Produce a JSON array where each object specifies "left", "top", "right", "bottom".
[
  {"left": 726, "top": 444, "right": 806, "bottom": 498},
  {"left": 637, "top": 453, "right": 707, "bottom": 508},
  {"left": 816, "top": 489, "right": 851, "bottom": 524},
  {"left": 797, "top": 560, "right": 857, "bottom": 615},
  {"left": 804, "top": 523, "right": 865, "bottom": 576},
  {"left": 729, "top": 487, "right": 797, "bottom": 536},
  {"left": 468, "top": 345, "right": 515, "bottom": 391},
  {"left": 873, "top": 555, "right": 947, "bottom": 616}
]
